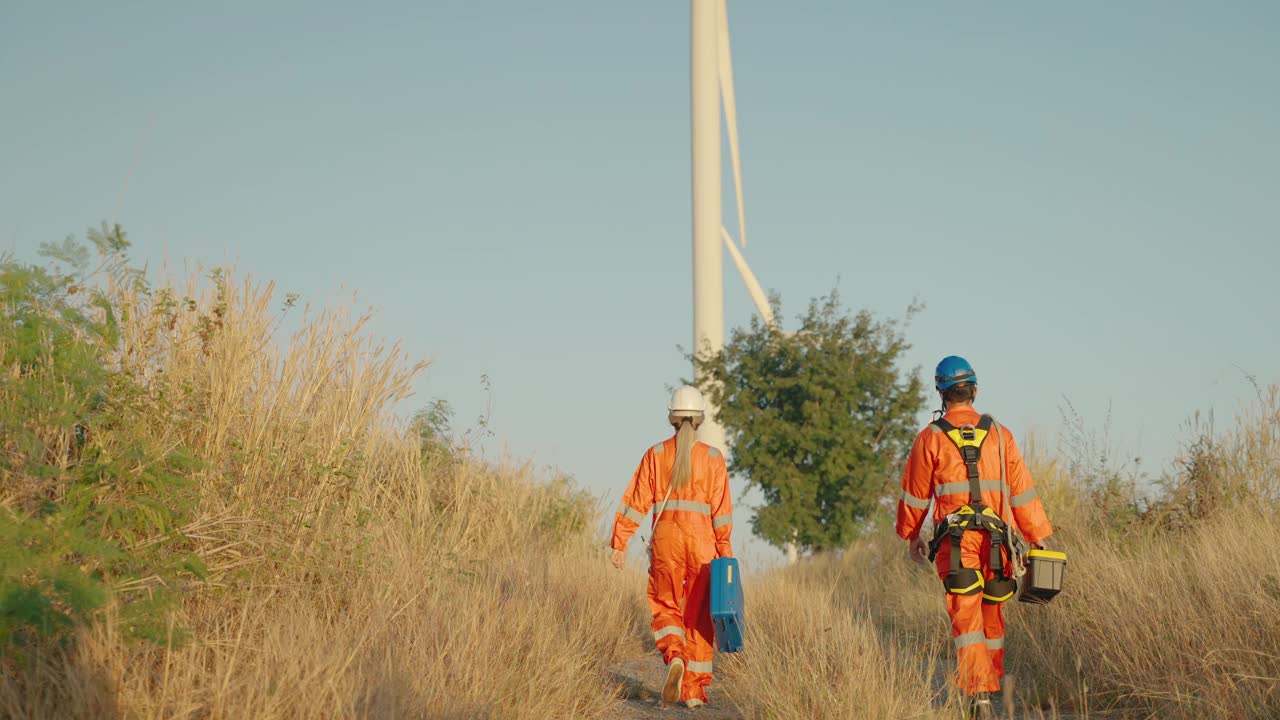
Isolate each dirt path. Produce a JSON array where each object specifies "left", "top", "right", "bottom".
[
  {"left": 605, "top": 654, "right": 1078, "bottom": 719},
  {"left": 606, "top": 654, "right": 743, "bottom": 720}
]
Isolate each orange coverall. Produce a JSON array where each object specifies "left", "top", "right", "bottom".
[
  {"left": 896, "top": 407, "right": 1053, "bottom": 695},
  {"left": 611, "top": 436, "right": 733, "bottom": 704}
]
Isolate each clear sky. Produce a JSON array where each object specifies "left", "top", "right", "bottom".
[{"left": 4, "top": 1, "right": 1277, "bottom": 565}]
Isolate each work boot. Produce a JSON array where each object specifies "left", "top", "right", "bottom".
[
  {"left": 662, "top": 658, "right": 684, "bottom": 704},
  {"left": 967, "top": 692, "right": 996, "bottom": 720}
]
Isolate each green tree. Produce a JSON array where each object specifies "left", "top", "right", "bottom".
[{"left": 694, "top": 290, "right": 926, "bottom": 554}]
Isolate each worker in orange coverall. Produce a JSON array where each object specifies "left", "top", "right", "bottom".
[
  {"left": 897, "top": 356, "right": 1054, "bottom": 720},
  {"left": 609, "top": 385, "right": 733, "bottom": 710}
]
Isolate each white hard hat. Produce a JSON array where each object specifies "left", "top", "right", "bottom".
[{"left": 668, "top": 385, "right": 707, "bottom": 415}]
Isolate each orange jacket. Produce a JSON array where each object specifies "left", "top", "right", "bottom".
[
  {"left": 611, "top": 436, "right": 733, "bottom": 559},
  {"left": 895, "top": 406, "right": 1052, "bottom": 544}
]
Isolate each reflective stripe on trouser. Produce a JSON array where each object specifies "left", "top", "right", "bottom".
[
  {"left": 648, "top": 548, "right": 717, "bottom": 704},
  {"left": 936, "top": 530, "right": 1007, "bottom": 694}
]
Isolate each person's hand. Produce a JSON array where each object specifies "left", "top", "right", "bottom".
[
  {"left": 610, "top": 548, "right": 626, "bottom": 569},
  {"left": 909, "top": 536, "right": 929, "bottom": 564}
]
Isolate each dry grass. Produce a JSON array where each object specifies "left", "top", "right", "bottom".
[
  {"left": 0, "top": 269, "right": 650, "bottom": 719},
  {"left": 724, "top": 389, "right": 1280, "bottom": 720},
  {"left": 719, "top": 566, "right": 959, "bottom": 720},
  {"left": 1002, "top": 388, "right": 1280, "bottom": 718},
  {"left": 2, "top": 536, "right": 647, "bottom": 719},
  {"left": 1002, "top": 508, "right": 1280, "bottom": 718},
  {"left": 8, "top": 258, "right": 1277, "bottom": 719}
]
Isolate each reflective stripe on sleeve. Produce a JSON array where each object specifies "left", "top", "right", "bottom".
[
  {"left": 712, "top": 513, "right": 733, "bottom": 529},
  {"left": 986, "top": 637, "right": 1004, "bottom": 650},
  {"left": 616, "top": 502, "right": 645, "bottom": 524},
  {"left": 936, "top": 480, "right": 1005, "bottom": 497},
  {"left": 954, "top": 631, "right": 985, "bottom": 649},
  {"left": 653, "top": 626, "right": 685, "bottom": 641},
  {"left": 686, "top": 660, "right": 713, "bottom": 673},
  {"left": 661, "top": 499, "right": 712, "bottom": 515},
  {"left": 1011, "top": 487, "right": 1039, "bottom": 507},
  {"left": 901, "top": 490, "right": 931, "bottom": 510}
]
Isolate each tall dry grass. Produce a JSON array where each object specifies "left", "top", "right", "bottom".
[
  {"left": 1001, "top": 388, "right": 1280, "bottom": 718},
  {"left": 0, "top": 268, "right": 649, "bottom": 719},
  {"left": 11, "top": 250, "right": 1276, "bottom": 719},
  {"left": 725, "top": 390, "right": 1280, "bottom": 719},
  {"left": 719, "top": 562, "right": 960, "bottom": 720}
]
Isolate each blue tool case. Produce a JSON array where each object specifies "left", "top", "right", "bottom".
[{"left": 709, "top": 557, "right": 744, "bottom": 652}]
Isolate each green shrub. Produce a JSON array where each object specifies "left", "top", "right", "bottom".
[{"left": 0, "top": 227, "right": 202, "bottom": 648}]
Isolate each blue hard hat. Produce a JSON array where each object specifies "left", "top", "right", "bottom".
[{"left": 935, "top": 356, "right": 977, "bottom": 391}]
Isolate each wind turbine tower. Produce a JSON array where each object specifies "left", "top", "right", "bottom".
[
  {"left": 690, "top": 0, "right": 774, "bottom": 450},
  {"left": 691, "top": 0, "right": 725, "bottom": 449}
]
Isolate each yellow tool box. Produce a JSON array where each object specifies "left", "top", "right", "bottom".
[{"left": 1018, "top": 549, "right": 1067, "bottom": 604}]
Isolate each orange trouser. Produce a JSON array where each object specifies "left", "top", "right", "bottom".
[
  {"left": 935, "top": 529, "right": 1007, "bottom": 695},
  {"left": 648, "top": 528, "right": 716, "bottom": 703}
]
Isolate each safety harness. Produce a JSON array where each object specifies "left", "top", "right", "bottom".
[{"left": 926, "top": 414, "right": 1018, "bottom": 604}]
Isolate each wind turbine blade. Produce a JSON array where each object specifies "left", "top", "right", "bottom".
[
  {"left": 717, "top": 0, "right": 747, "bottom": 249},
  {"left": 722, "top": 226, "right": 775, "bottom": 328}
]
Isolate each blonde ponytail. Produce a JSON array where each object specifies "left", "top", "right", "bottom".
[{"left": 669, "top": 413, "right": 702, "bottom": 490}]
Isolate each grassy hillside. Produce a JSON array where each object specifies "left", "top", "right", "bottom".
[
  {"left": 5, "top": 232, "right": 1276, "bottom": 719},
  {"left": 0, "top": 232, "right": 649, "bottom": 719}
]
